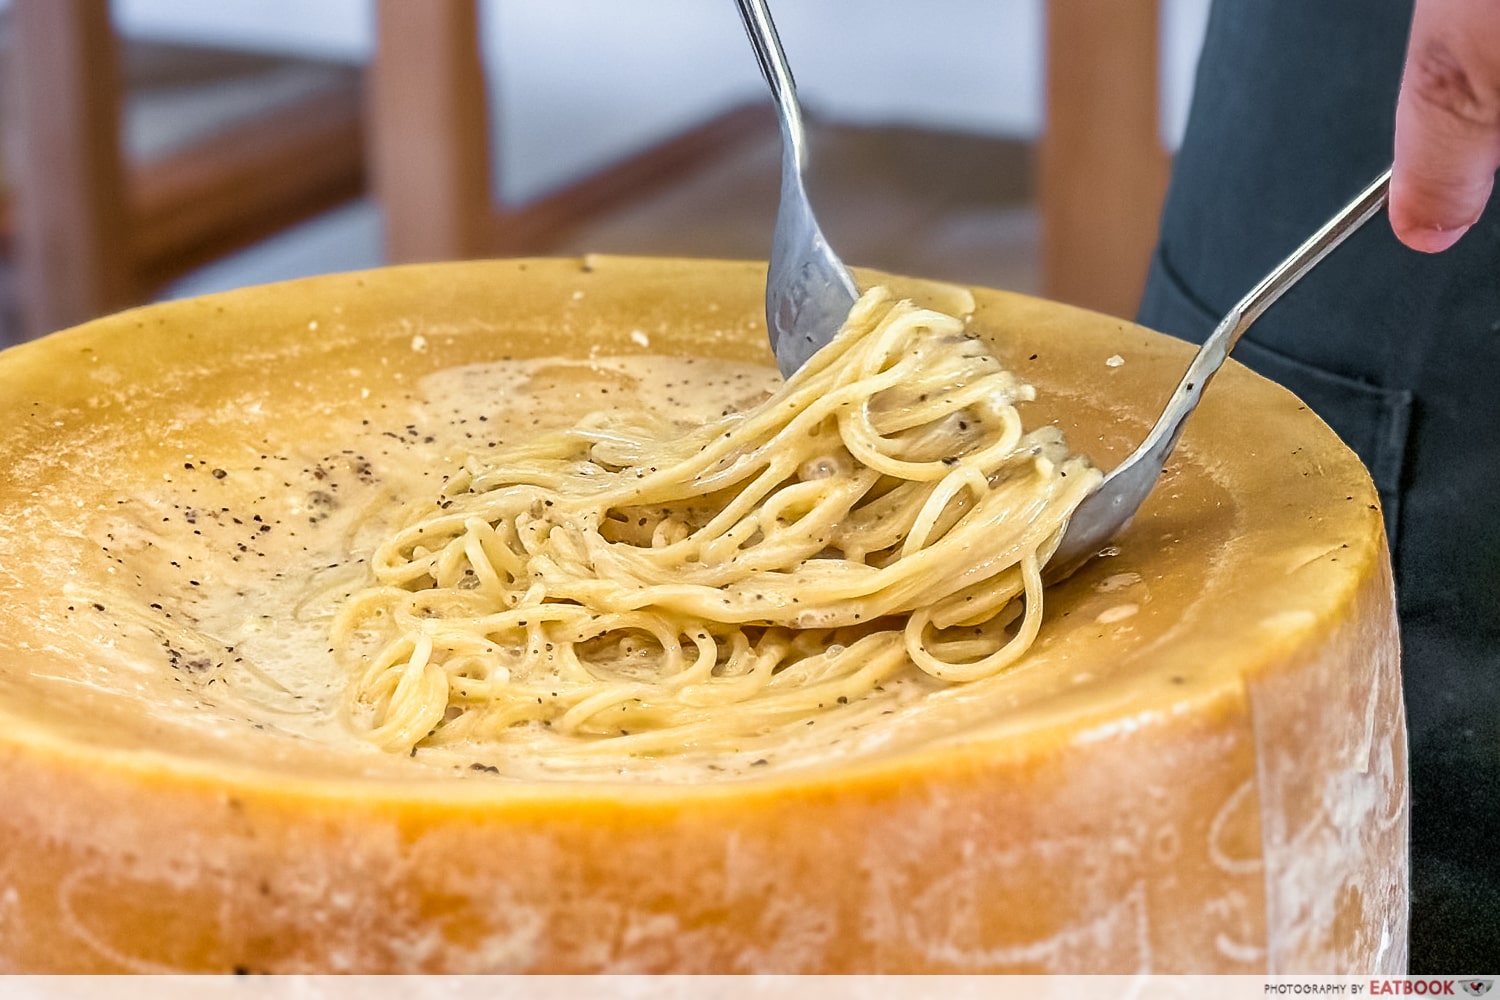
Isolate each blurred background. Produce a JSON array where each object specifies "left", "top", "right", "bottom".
[{"left": 0, "top": 0, "right": 1209, "bottom": 347}]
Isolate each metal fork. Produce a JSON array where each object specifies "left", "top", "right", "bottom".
[
  {"left": 734, "top": 0, "right": 858, "bottom": 378},
  {"left": 1046, "top": 168, "right": 1393, "bottom": 579}
]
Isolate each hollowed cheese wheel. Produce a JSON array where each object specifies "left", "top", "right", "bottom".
[{"left": 0, "top": 257, "right": 1405, "bottom": 973}]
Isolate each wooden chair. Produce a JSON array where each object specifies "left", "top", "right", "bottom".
[
  {"left": 367, "top": 0, "right": 773, "bottom": 265},
  {"left": 2, "top": 0, "right": 365, "bottom": 341},
  {"left": 5, "top": 0, "right": 1166, "bottom": 340},
  {"left": 371, "top": 0, "right": 1169, "bottom": 320}
]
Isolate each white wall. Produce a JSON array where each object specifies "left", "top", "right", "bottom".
[
  {"left": 112, "top": 0, "right": 374, "bottom": 61},
  {"left": 1160, "top": 0, "right": 1211, "bottom": 149}
]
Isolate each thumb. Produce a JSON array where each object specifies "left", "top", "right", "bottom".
[{"left": 1390, "top": 0, "right": 1500, "bottom": 253}]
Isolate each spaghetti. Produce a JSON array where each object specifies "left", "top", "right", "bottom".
[{"left": 334, "top": 288, "right": 1099, "bottom": 756}]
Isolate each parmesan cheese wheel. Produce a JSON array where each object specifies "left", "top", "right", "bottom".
[{"left": 0, "top": 257, "right": 1406, "bottom": 973}]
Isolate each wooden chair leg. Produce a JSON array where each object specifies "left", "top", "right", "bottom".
[
  {"left": 369, "top": 0, "right": 496, "bottom": 264},
  {"left": 1041, "top": 0, "right": 1171, "bottom": 319},
  {"left": 8, "top": 0, "right": 132, "bottom": 338}
]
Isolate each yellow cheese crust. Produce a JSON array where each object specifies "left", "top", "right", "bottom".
[{"left": 0, "top": 257, "right": 1406, "bottom": 972}]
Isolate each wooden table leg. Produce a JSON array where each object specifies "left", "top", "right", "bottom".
[
  {"left": 8, "top": 0, "right": 132, "bottom": 339},
  {"left": 369, "top": 0, "right": 496, "bottom": 264},
  {"left": 1041, "top": 0, "right": 1171, "bottom": 319}
]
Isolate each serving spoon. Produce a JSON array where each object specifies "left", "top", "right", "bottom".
[
  {"left": 1046, "top": 168, "right": 1393, "bottom": 578},
  {"left": 734, "top": 0, "right": 859, "bottom": 378}
]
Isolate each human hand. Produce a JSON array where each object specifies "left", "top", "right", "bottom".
[{"left": 1390, "top": 0, "right": 1500, "bottom": 252}]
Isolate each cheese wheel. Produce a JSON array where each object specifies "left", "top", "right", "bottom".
[{"left": 0, "top": 257, "right": 1406, "bottom": 973}]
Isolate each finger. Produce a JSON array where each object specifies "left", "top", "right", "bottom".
[{"left": 1391, "top": 0, "right": 1500, "bottom": 253}]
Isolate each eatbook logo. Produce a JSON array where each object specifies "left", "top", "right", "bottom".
[{"left": 1461, "top": 983, "right": 1493, "bottom": 997}]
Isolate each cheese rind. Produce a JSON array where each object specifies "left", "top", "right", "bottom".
[{"left": 0, "top": 257, "right": 1406, "bottom": 972}]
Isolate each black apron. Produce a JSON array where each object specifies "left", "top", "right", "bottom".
[{"left": 1139, "top": 0, "right": 1500, "bottom": 971}]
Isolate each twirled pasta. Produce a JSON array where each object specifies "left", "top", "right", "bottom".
[{"left": 334, "top": 287, "right": 1099, "bottom": 756}]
